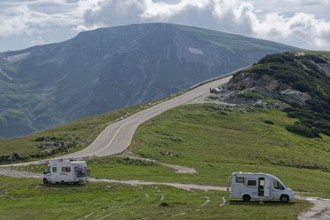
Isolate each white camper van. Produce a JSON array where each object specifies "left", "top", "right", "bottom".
[
  {"left": 42, "top": 159, "right": 88, "bottom": 184},
  {"left": 229, "top": 172, "right": 294, "bottom": 202}
]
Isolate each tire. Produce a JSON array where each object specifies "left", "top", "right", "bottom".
[
  {"left": 242, "top": 194, "right": 251, "bottom": 202},
  {"left": 43, "top": 178, "right": 49, "bottom": 184},
  {"left": 280, "top": 195, "right": 289, "bottom": 203}
]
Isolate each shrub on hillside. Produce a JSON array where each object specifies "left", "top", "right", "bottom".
[
  {"left": 286, "top": 123, "right": 321, "bottom": 138},
  {"left": 264, "top": 120, "right": 274, "bottom": 125},
  {"left": 0, "top": 153, "right": 29, "bottom": 163}
]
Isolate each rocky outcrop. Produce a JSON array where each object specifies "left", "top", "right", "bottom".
[
  {"left": 209, "top": 53, "right": 330, "bottom": 110},
  {"left": 208, "top": 52, "right": 330, "bottom": 137}
]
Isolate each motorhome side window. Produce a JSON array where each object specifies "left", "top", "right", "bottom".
[
  {"left": 52, "top": 167, "right": 57, "bottom": 173},
  {"left": 236, "top": 177, "right": 245, "bottom": 183},
  {"left": 273, "top": 181, "right": 285, "bottom": 190},
  {"left": 62, "top": 167, "right": 71, "bottom": 172},
  {"left": 247, "top": 180, "right": 257, "bottom": 186}
]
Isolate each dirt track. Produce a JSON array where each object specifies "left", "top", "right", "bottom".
[
  {"left": 296, "top": 195, "right": 330, "bottom": 220},
  {"left": 0, "top": 168, "right": 329, "bottom": 219}
]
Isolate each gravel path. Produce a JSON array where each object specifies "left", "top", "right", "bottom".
[
  {"left": 0, "top": 168, "right": 42, "bottom": 179},
  {"left": 1, "top": 167, "right": 329, "bottom": 219},
  {"left": 296, "top": 195, "right": 330, "bottom": 220}
]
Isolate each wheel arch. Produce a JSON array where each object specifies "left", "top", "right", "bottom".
[
  {"left": 280, "top": 194, "right": 290, "bottom": 202},
  {"left": 242, "top": 193, "right": 252, "bottom": 202}
]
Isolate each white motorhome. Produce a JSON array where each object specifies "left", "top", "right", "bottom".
[
  {"left": 229, "top": 172, "right": 294, "bottom": 202},
  {"left": 42, "top": 159, "right": 88, "bottom": 184}
]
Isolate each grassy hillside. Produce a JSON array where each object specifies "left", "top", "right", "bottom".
[
  {"left": 305, "top": 51, "right": 330, "bottom": 57},
  {"left": 8, "top": 104, "right": 330, "bottom": 199},
  {"left": 124, "top": 104, "right": 330, "bottom": 198},
  {"left": 0, "top": 103, "right": 149, "bottom": 162},
  {"left": 0, "top": 176, "right": 310, "bottom": 219},
  {"left": 2, "top": 103, "right": 326, "bottom": 219}
]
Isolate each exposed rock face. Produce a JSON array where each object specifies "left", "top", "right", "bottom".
[
  {"left": 214, "top": 72, "right": 310, "bottom": 108},
  {"left": 208, "top": 53, "right": 330, "bottom": 110}
]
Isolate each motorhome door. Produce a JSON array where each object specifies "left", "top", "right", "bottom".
[
  {"left": 264, "top": 178, "right": 271, "bottom": 197},
  {"left": 258, "top": 178, "right": 265, "bottom": 196},
  {"left": 258, "top": 177, "right": 271, "bottom": 197}
]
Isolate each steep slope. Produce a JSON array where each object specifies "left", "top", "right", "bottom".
[
  {"left": 0, "top": 23, "right": 297, "bottom": 138},
  {"left": 210, "top": 51, "right": 330, "bottom": 137}
]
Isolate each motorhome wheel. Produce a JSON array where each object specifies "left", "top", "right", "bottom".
[
  {"left": 43, "top": 178, "right": 48, "bottom": 184},
  {"left": 242, "top": 194, "right": 251, "bottom": 202},
  {"left": 280, "top": 195, "right": 289, "bottom": 203}
]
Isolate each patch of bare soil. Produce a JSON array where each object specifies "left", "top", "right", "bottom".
[
  {"left": 89, "top": 178, "right": 226, "bottom": 191},
  {"left": 160, "top": 163, "right": 197, "bottom": 174},
  {"left": 296, "top": 195, "right": 330, "bottom": 220},
  {"left": 0, "top": 168, "right": 41, "bottom": 179},
  {"left": 120, "top": 155, "right": 197, "bottom": 174}
]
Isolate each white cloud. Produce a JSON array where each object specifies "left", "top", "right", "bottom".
[
  {"left": 78, "top": 0, "right": 145, "bottom": 29},
  {"left": 141, "top": 0, "right": 209, "bottom": 20},
  {"left": 0, "top": 0, "right": 80, "bottom": 37},
  {"left": 0, "top": 0, "right": 330, "bottom": 51},
  {"left": 210, "top": 0, "right": 330, "bottom": 49},
  {"left": 0, "top": 5, "right": 31, "bottom": 37},
  {"left": 260, "top": 13, "right": 330, "bottom": 49}
]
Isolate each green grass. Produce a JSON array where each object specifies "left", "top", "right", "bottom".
[
  {"left": 16, "top": 104, "right": 326, "bottom": 199},
  {"left": 305, "top": 50, "right": 330, "bottom": 58},
  {"left": 123, "top": 104, "right": 330, "bottom": 198},
  {"left": 10, "top": 103, "right": 330, "bottom": 199},
  {"left": 2, "top": 103, "right": 327, "bottom": 218},
  {"left": 0, "top": 91, "right": 183, "bottom": 164},
  {"left": 0, "top": 176, "right": 310, "bottom": 220},
  {"left": 0, "top": 103, "right": 157, "bottom": 162}
]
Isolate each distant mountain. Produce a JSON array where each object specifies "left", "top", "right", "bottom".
[
  {"left": 0, "top": 23, "right": 298, "bottom": 138},
  {"left": 212, "top": 51, "right": 330, "bottom": 138}
]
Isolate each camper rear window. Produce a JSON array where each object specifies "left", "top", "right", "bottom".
[
  {"left": 62, "top": 167, "right": 71, "bottom": 172},
  {"left": 236, "top": 177, "right": 245, "bottom": 183}
]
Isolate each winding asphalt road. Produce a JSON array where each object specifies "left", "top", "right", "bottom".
[
  {"left": 0, "top": 74, "right": 232, "bottom": 166},
  {"left": 59, "top": 75, "right": 232, "bottom": 159}
]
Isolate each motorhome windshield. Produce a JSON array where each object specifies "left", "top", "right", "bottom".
[
  {"left": 273, "top": 180, "right": 285, "bottom": 190},
  {"left": 44, "top": 167, "right": 50, "bottom": 174}
]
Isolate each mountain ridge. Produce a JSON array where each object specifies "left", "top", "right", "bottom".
[
  {"left": 0, "top": 23, "right": 298, "bottom": 138},
  {"left": 1, "top": 51, "right": 330, "bottom": 164}
]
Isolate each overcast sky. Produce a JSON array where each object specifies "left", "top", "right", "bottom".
[{"left": 1, "top": 0, "right": 330, "bottom": 52}]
